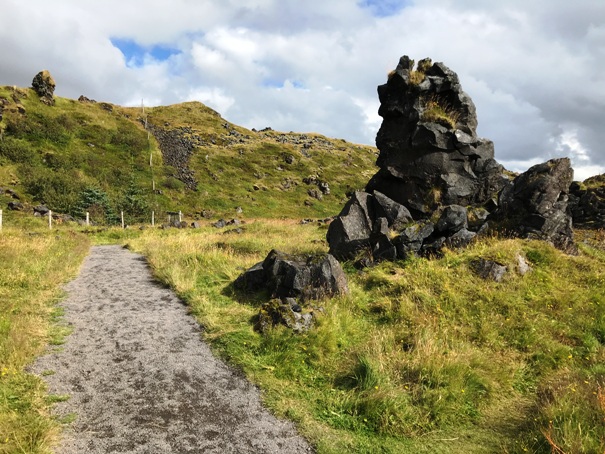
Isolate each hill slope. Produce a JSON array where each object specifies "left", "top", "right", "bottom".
[{"left": 0, "top": 85, "right": 377, "bottom": 224}]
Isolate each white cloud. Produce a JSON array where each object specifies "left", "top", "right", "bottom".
[
  {"left": 186, "top": 88, "right": 235, "bottom": 115},
  {"left": 0, "top": 0, "right": 604, "bottom": 179}
]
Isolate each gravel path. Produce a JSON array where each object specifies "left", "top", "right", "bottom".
[{"left": 32, "top": 245, "right": 312, "bottom": 454}]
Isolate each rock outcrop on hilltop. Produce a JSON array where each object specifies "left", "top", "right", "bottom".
[
  {"left": 31, "top": 70, "right": 56, "bottom": 106},
  {"left": 327, "top": 55, "right": 577, "bottom": 265}
]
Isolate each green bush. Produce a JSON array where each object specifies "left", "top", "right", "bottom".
[
  {"left": 0, "top": 137, "right": 39, "bottom": 164},
  {"left": 74, "top": 187, "right": 119, "bottom": 225},
  {"left": 18, "top": 165, "right": 83, "bottom": 213},
  {"left": 6, "top": 112, "right": 72, "bottom": 146},
  {"left": 117, "top": 181, "right": 150, "bottom": 223}
]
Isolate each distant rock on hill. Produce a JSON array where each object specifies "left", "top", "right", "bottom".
[{"left": 31, "top": 70, "right": 56, "bottom": 106}]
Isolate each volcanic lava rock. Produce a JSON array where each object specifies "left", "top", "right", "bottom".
[
  {"left": 569, "top": 175, "right": 605, "bottom": 229},
  {"left": 32, "top": 70, "right": 56, "bottom": 106},
  {"left": 327, "top": 190, "right": 417, "bottom": 262},
  {"left": 493, "top": 158, "right": 576, "bottom": 254},
  {"left": 365, "top": 55, "right": 506, "bottom": 217},
  {"left": 234, "top": 249, "right": 348, "bottom": 302}
]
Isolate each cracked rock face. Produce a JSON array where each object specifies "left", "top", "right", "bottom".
[
  {"left": 493, "top": 157, "right": 577, "bottom": 254},
  {"left": 366, "top": 55, "right": 507, "bottom": 218}
]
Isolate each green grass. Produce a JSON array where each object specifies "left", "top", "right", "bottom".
[
  {"left": 1, "top": 85, "right": 377, "bottom": 223},
  {"left": 122, "top": 223, "right": 605, "bottom": 453},
  {"left": 0, "top": 228, "right": 90, "bottom": 454}
]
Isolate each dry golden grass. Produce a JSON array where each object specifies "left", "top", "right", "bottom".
[{"left": 0, "top": 229, "right": 89, "bottom": 454}]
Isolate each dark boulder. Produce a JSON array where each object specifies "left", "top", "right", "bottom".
[
  {"left": 445, "top": 228, "right": 476, "bottom": 249},
  {"left": 233, "top": 262, "right": 266, "bottom": 292},
  {"left": 33, "top": 205, "right": 49, "bottom": 216},
  {"left": 391, "top": 222, "right": 434, "bottom": 259},
  {"left": 235, "top": 250, "right": 348, "bottom": 302},
  {"left": 212, "top": 219, "right": 227, "bottom": 228},
  {"left": 326, "top": 190, "right": 415, "bottom": 262},
  {"left": 7, "top": 201, "right": 23, "bottom": 211},
  {"left": 31, "top": 70, "right": 56, "bottom": 105},
  {"left": 568, "top": 175, "right": 605, "bottom": 229},
  {"left": 78, "top": 95, "right": 96, "bottom": 103},
  {"left": 471, "top": 259, "right": 507, "bottom": 282},
  {"left": 493, "top": 158, "right": 576, "bottom": 253},
  {"left": 370, "top": 217, "right": 397, "bottom": 262},
  {"left": 435, "top": 205, "right": 468, "bottom": 234},
  {"left": 372, "top": 191, "right": 413, "bottom": 230},
  {"left": 326, "top": 191, "right": 374, "bottom": 260}
]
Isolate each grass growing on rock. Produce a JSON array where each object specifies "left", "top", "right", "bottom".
[
  {"left": 125, "top": 223, "right": 605, "bottom": 453},
  {"left": 0, "top": 227, "right": 89, "bottom": 454}
]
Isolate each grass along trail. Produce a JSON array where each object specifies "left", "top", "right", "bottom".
[{"left": 31, "top": 245, "right": 312, "bottom": 453}]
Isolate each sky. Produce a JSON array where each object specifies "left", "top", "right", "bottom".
[{"left": 1, "top": 0, "right": 604, "bottom": 180}]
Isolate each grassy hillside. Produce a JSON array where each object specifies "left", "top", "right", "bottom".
[
  {"left": 0, "top": 86, "right": 377, "bottom": 225},
  {"left": 2, "top": 83, "right": 604, "bottom": 453}
]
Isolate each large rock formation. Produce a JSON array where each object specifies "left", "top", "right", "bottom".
[
  {"left": 326, "top": 55, "right": 577, "bottom": 264},
  {"left": 31, "top": 70, "right": 56, "bottom": 106},
  {"left": 366, "top": 56, "right": 506, "bottom": 217}
]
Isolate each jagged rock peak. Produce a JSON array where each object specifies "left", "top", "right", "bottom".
[
  {"left": 367, "top": 55, "right": 506, "bottom": 217},
  {"left": 32, "top": 70, "right": 56, "bottom": 106},
  {"left": 325, "top": 55, "right": 578, "bottom": 266}
]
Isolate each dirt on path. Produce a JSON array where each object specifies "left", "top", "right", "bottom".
[{"left": 32, "top": 245, "right": 313, "bottom": 454}]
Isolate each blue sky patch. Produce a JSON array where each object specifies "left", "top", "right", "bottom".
[
  {"left": 358, "top": 0, "right": 410, "bottom": 17},
  {"left": 111, "top": 38, "right": 181, "bottom": 67}
]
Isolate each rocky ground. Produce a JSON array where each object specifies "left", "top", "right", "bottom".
[{"left": 31, "top": 245, "right": 313, "bottom": 454}]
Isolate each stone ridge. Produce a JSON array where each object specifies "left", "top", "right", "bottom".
[{"left": 569, "top": 178, "right": 605, "bottom": 229}]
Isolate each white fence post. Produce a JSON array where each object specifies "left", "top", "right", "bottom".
[
  {"left": 86, "top": 212, "right": 90, "bottom": 226},
  {"left": 152, "top": 211, "right": 155, "bottom": 227},
  {"left": 121, "top": 211, "right": 125, "bottom": 229},
  {"left": 179, "top": 211, "right": 182, "bottom": 223},
  {"left": 48, "top": 210, "right": 52, "bottom": 229},
  {"left": 0, "top": 209, "right": 3, "bottom": 231}
]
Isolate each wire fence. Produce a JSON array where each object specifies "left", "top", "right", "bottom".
[{"left": 0, "top": 208, "right": 189, "bottom": 231}]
